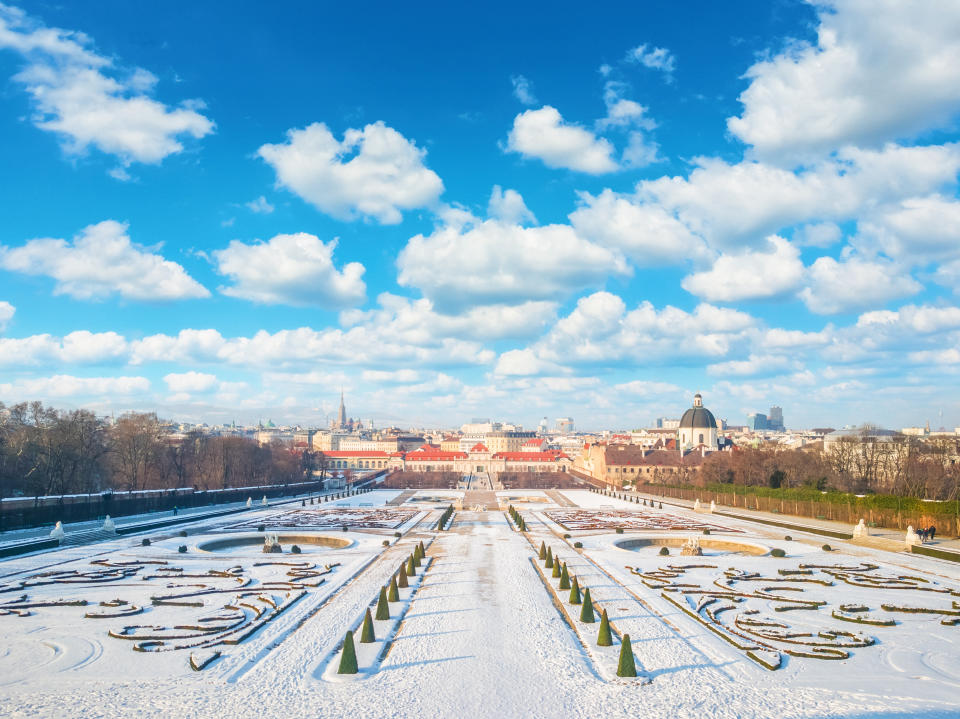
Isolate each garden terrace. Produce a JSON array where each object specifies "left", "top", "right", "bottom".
[{"left": 498, "top": 472, "right": 583, "bottom": 489}]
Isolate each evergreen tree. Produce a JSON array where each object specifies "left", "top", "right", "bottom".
[
  {"left": 617, "top": 634, "right": 637, "bottom": 677},
  {"left": 418, "top": 540, "right": 426, "bottom": 559},
  {"left": 559, "top": 563, "right": 570, "bottom": 590},
  {"left": 545, "top": 547, "right": 554, "bottom": 569},
  {"left": 397, "top": 567, "right": 409, "bottom": 588},
  {"left": 375, "top": 586, "right": 390, "bottom": 620},
  {"left": 597, "top": 609, "right": 612, "bottom": 646},
  {"left": 406, "top": 554, "right": 416, "bottom": 576},
  {"left": 580, "top": 588, "right": 595, "bottom": 623},
  {"left": 539, "top": 541, "right": 546, "bottom": 560},
  {"left": 388, "top": 574, "right": 400, "bottom": 602},
  {"left": 360, "top": 608, "right": 375, "bottom": 643},
  {"left": 552, "top": 558, "right": 562, "bottom": 578},
  {"left": 569, "top": 576, "right": 582, "bottom": 604},
  {"left": 337, "top": 630, "right": 359, "bottom": 674}
]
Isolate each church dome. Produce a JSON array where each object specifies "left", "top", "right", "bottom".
[{"left": 679, "top": 393, "right": 716, "bottom": 430}]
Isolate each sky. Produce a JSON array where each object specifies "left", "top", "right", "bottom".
[{"left": 1, "top": 0, "right": 960, "bottom": 431}]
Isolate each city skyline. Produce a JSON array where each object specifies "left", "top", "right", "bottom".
[{"left": 3, "top": 2, "right": 960, "bottom": 430}]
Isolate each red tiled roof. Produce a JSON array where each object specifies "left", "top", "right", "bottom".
[
  {"left": 469, "top": 442, "right": 489, "bottom": 453},
  {"left": 495, "top": 452, "right": 568, "bottom": 462}
]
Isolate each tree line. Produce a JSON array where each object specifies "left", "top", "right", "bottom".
[
  {"left": 693, "top": 430, "right": 960, "bottom": 501},
  {"left": 0, "top": 401, "right": 305, "bottom": 499}
]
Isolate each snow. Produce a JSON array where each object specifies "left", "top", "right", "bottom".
[{"left": 0, "top": 489, "right": 958, "bottom": 718}]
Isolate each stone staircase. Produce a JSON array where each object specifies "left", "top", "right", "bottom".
[{"left": 58, "top": 529, "right": 118, "bottom": 547}]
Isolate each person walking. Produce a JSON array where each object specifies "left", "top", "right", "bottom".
[{"left": 929, "top": 525, "right": 937, "bottom": 541}]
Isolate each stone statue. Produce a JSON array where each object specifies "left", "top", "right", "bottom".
[
  {"left": 904, "top": 525, "right": 921, "bottom": 548},
  {"left": 853, "top": 518, "right": 868, "bottom": 538},
  {"left": 680, "top": 536, "right": 704, "bottom": 556},
  {"left": 50, "top": 521, "right": 65, "bottom": 542},
  {"left": 102, "top": 515, "right": 116, "bottom": 533},
  {"left": 262, "top": 532, "right": 282, "bottom": 553},
  {"left": 693, "top": 499, "right": 701, "bottom": 512},
  {"left": 709, "top": 500, "right": 716, "bottom": 514},
  {"left": 246, "top": 497, "right": 253, "bottom": 508}
]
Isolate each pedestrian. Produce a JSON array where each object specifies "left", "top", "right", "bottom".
[
  {"left": 919, "top": 527, "right": 927, "bottom": 542},
  {"left": 929, "top": 525, "right": 937, "bottom": 541}
]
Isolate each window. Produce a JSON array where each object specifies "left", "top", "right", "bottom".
[{"left": 698, "top": 433, "right": 704, "bottom": 444}]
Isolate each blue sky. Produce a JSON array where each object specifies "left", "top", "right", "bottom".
[{"left": 1, "top": 0, "right": 960, "bottom": 431}]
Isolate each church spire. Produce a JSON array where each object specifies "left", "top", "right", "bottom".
[{"left": 337, "top": 388, "right": 347, "bottom": 428}]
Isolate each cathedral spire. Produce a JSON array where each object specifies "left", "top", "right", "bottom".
[{"left": 337, "top": 388, "right": 347, "bottom": 428}]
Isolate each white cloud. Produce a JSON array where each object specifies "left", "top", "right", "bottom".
[
  {"left": 361, "top": 369, "right": 421, "bottom": 383},
  {"left": 857, "top": 304, "right": 960, "bottom": 334},
  {"left": 213, "top": 232, "right": 365, "bottom": 308},
  {"left": 505, "top": 106, "right": 618, "bottom": 174},
  {"left": 0, "top": 5, "right": 213, "bottom": 166},
  {"left": 625, "top": 43, "right": 676, "bottom": 79},
  {"left": 598, "top": 81, "right": 660, "bottom": 168},
  {"left": 494, "top": 348, "right": 550, "bottom": 376},
  {"left": 0, "top": 220, "right": 209, "bottom": 301},
  {"left": 487, "top": 185, "right": 536, "bottom": 225},
  {"left": 570, "top": 189, "right": 711, "bottom": 266},
  {"left": 510, "top": 74, "right": 537, "bottom": 105},
  {"left": 637, "top": 143, "right": 960, "bottom": 250},
  {"left": 0, "top": 374, "right": 149, "bottom": 398},
  {"left": 163, "top": 371, "right": 217, "bottom": 393},
  {"left": 613, "top": 380, "right": 682, "bottom": 396},
  {"left": 397, "top": 213, "right": 628, "bottom": 307},
  {"left": 0, "top": 330, "right": 128, "bottom": 366},
  {"left": 855, "top": 195, "right": 960, "bottom": 264},
  {"left": 509, "top": 291, "right": 758, "bottom": 372},
  {"left": 793, "top": 222, "right": 842, "bottom": 248},
  {"left": 245, "top": 195, "right": 274, "bottom": 214},
  {"left": 727, "top": 0, "right": 960, "bottom": 163},
  {"left": 0, "top": 301, "right": 13, "bottom": 331},
  {"left": 801, "top": 256, "right": 922, "bottom": 314},
  {"left": 257, "top": 121, "right": 443, "bottom": 224},
  {"left": 681, "top": 236, "right": 805, "bottom": 302},
  {"left": 341, "top": 293, "right": 556, "bottom": 342},
  {"left": 707, "top": 354, "right": 796, "bottom": 377}
]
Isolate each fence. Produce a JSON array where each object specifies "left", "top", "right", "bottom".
[
  {"left": 0, "top": 480, "right": 325, "bottom": 533},
  {"left": 643, "top": 484, "right": 960, "bottom": 538}
]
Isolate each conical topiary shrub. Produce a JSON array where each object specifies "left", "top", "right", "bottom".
[
  {"left": 552, "top": 558, "right": 562, "bottom": 578},
  {"left": 388, "top": 574, "right": 400, "bottom": 602},
  {"left": 539, "top": 541, "right": 546, "bottom": 560},
  {"left": 406, "top": 554, "right": 416, "bottom": 576},
  {"left": 559, "top": 562, "right": 570, "bottom": 590},
  {"left": 418, "top": 540, "right": 426, "bottom": 558},
  {"left": 413, "top": 544, "right": 422, "bottom": 567},
  {"left": 337, "top": 630, "right": 358, "bottom": 674},
  {"left": 375, "top": 586, "right": 390, "bottom": 620},
  {"left": 360, "top": 607, "right": 375, "bottom": 643},
  {"left": 580, "top": 587, "right": 595, "bottom": 623},
  {"left": 569, "top": 576, "right": 582, "bottom": 604},
  {"left": 617, "top": 634, "right": 637, "bottom": 677},
  {"left": 597, "top": 608, "right": 612, "bottom": 646},
  {"left": 545, "top": 547, "right": 554, "bottom": 569},
  {"left": 397, "top": 566, "right": 409, "bottom": 588}
]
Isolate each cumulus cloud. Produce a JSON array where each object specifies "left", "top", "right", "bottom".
[
  {"left": 0, "top": 330, "right": 128, "bottom": 366},
  {"left": 801, "top": 256, "right": 922, "bottom": 314},
  {"left": 510, "top": 74, "right": 537, "bottom": 105},
  {"left": 597, "top": 81, "right": 660, "bottom": 168},
  {"left": 163, "top": 371, "right": 218, "bottom": 393},
  {"left": 487, "top": 185, "right": 536, "bottom": 225},
  {"left": 637, "top": 143, "right": 960, "bottom": 250},
  {"left": 397, "top": 210, "right": 628, "bottom": 307},
  {"left": 728, "top": 0, "right": 960, "bottom": 163},
  {"left": 499, "top": 291, "right": 758, "bottom": 374},
  {"left": 0, "top": 220, "right": 209, "bottom": 301},
  {"left": 213, "top": 232, "right": 365, "bottom": 308},
  {"left": 257, "top": 121, "right": 443, "bottom": 224},
  {"left": 681, "top": 236, "right": 805, "bottom": 302},
  {"left": 625, "top": 43, "right": 676, "bottom": 80},
  {"left": 505, "top": 106, "right": 618, "bottom": 174},
  {"left": 855, "top": 195, "right": 960, "bottom": 264},
  {"left": 570, "top": 189, "right": 711, "bottom": 266},
  {"left": 707, "top": 354, "right": 796, "bottom": 377},
  {"left": 0, "top": 374, "right": 149, "bottom": 398},
  {"left": 245, "top": 195, "right": 274, "bottom": 214},
  {"left": 0, "top": 301, "right": 13, "bottom": 331},
  {"left": 0, "top": 4, "right": 213, "bottom": 167},
  {"left": 340, "top": 293, "right": 556, "bottom": 342}
]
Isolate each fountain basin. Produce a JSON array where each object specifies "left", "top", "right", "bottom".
[
  {"left": 615, "top": 536, "right": 769, "bottom": 556},
  {"left": 196, "top": 533, "right": 353, "bottom": 553}
]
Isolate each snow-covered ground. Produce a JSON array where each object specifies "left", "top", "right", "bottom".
[{"left": 0, "top": 490, "right": 958, "bottom": 718}]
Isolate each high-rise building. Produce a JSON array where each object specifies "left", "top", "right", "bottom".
[
  {"left": 768, "top": 406, "right": 784, "bottom": 431},
  {"left": 555, "top": 417, "right": 574, "bottom": 433},
  {"left": 747, "top": 413, "right": 768, "bottom": 431}
]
